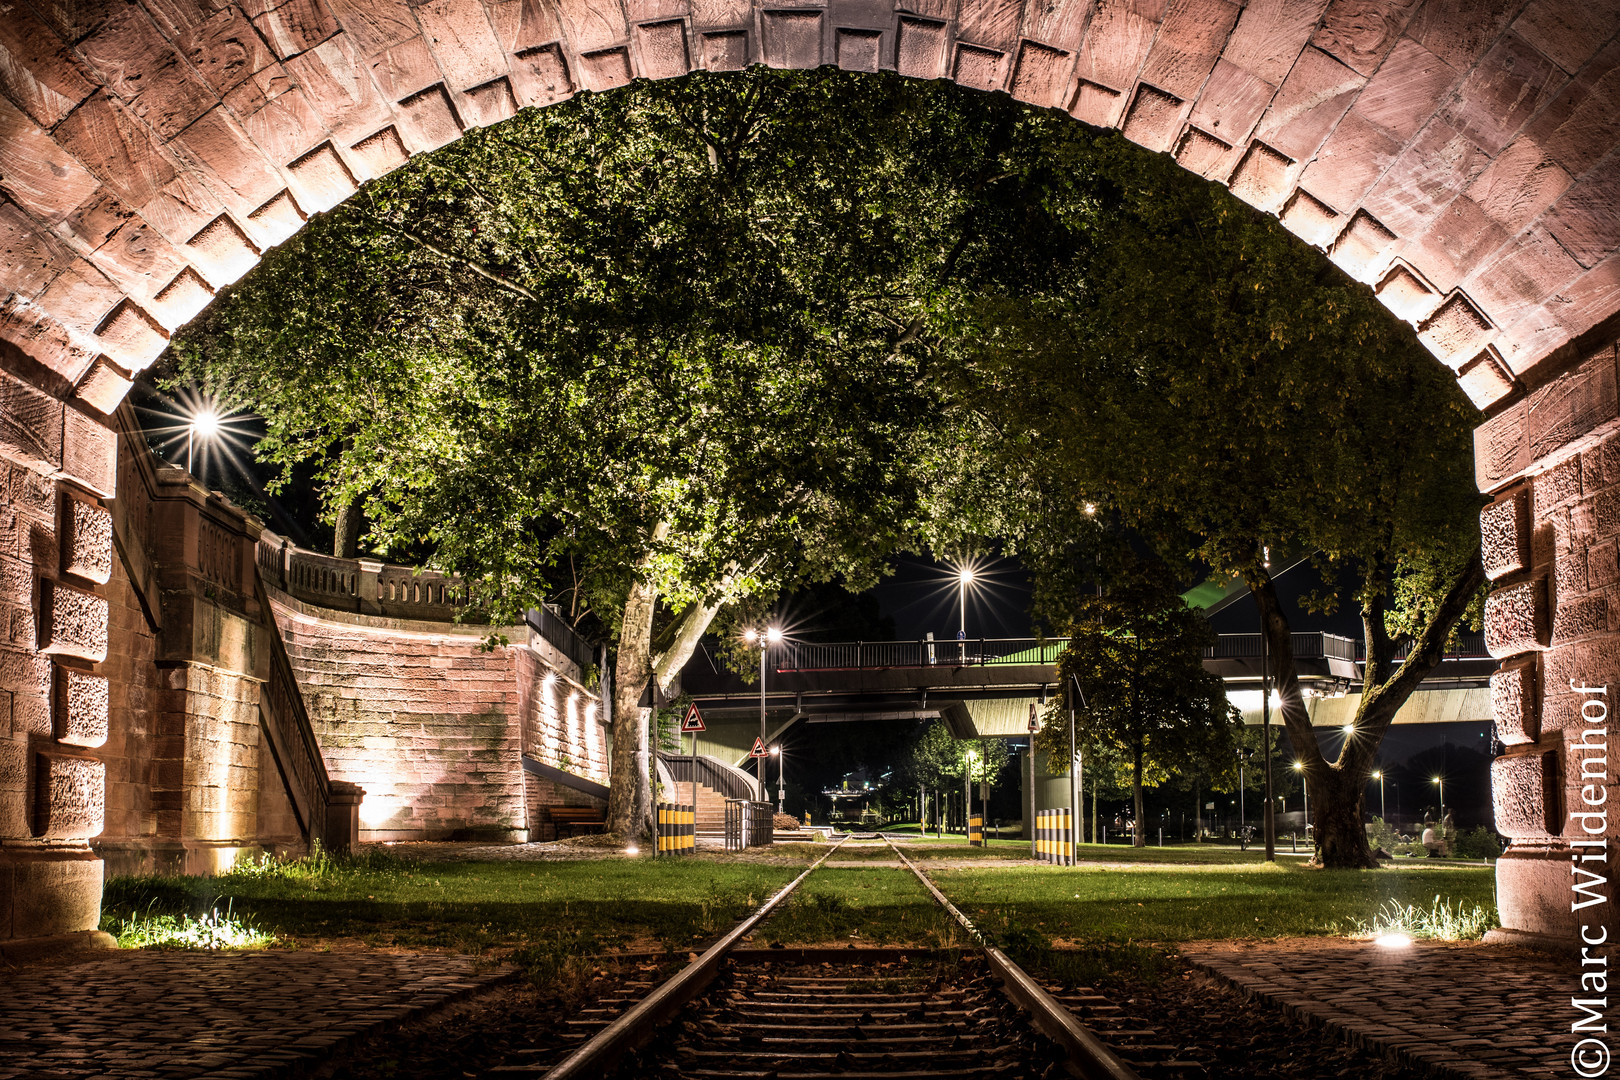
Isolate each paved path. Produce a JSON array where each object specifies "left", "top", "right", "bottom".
[
  {"left": 0, "top": 950, "right": 510, "bottom": 1079},
  {"left": 1183, "top": 938, "right": 1565, "bottom": 1080}
]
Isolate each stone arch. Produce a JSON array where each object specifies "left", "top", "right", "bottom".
[
  {"left": 1, "top": 0, "right": 1618, "bottom": 953},
  {"left": 0, "top": 0, "right": 1613, "bottom": 418}
]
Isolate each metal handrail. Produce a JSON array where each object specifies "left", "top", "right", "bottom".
[
  {"left": 660, "top": 753, "right": 759, "bottom": 801},
  {"left": 768, "top": 632, "right": 1365, "bottom": 672}
]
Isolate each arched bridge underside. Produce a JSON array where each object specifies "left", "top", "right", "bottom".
[
  {"left": 0, "top": 0, "right": 1617, "bottom": 412},
  {"left": 1, "top": 0, "right": 1619, "bottom": 953}
]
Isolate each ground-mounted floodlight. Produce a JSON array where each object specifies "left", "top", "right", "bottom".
[{"left": 1375, "top": 932, "right": 1412, "bottom": 949}]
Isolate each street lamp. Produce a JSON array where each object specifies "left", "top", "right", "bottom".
[
  {"left": 770, "top": 744, "right": 783, "bottom": 813},
  {"left": 743, "top": 626, "right": 783, "bottom": 799},
  {"left": 187, "top": 409, "right": 219, "bottom": 476},
  {"left": 1372, "top": 769, "right": 1386, "bottom": 821},
  {"left": 1431, "top": 774, "right": 1445, "bottom": 817},
  {"left": 1293, "top": 760, "right": 1308, "bottom": 826},
  {"left": 955, "top": 567, "right": 974, "bottom": 661},
  {"left": 1236, "top": 747, "right": 1252, "bottom": 849},
  {"left": 963, "top": 747, "right": 978, "bottom": 838}
]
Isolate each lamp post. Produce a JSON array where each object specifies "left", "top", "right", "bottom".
[
  {"left": 1372, "top": 769, "right": 1386, "bottom": 821},
  {"left": 187, "top": 409, "right": 219, "bottom": 478},
  {"left": 956, "top": 567, "right": 973, "bottom": 662},
  {"left": 1431, "top": 774, "right": 1445, "bottom": 817},
  {"left": 1294, "top": 760, "right": 1308, "bottom": 826},
  {"left": 1236, "top": 747, "right": 1252, "bottom": 849},
  {"left": 963, "top": 748, "right": 977, "bottom": 838},
  {"left": 771, "top": 745, "right": 783, "bottom": 813},
  {"left": 743, "top": 626, "right": 783, "bottom": 799}
]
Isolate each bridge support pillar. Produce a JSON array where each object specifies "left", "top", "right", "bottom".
[{"left": 1481, "top": 332, "right": 1620, "bottom": 946}]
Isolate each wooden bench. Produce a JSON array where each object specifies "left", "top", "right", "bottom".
[{"left": 547, "top": 806, "right": 606, "bottom": 839}]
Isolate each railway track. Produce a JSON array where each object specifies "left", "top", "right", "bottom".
[{"left": 512, "top": 834, "right": 1155, "bottom": 1080}]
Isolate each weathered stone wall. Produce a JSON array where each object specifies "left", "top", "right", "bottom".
[
  {"left": 272, "top": 593, "right": 533, "bottom": 841},
  {"left": 1480, "top": 328, "right": 1620, "bottom": 944}
]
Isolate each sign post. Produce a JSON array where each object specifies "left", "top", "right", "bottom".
[{"left": 682, "top": 703, "right": 705, "bottom": 842}]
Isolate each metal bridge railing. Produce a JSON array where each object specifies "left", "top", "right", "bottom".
[{"left": 769, "top": 633, "right": 1371, "bottom": 672}]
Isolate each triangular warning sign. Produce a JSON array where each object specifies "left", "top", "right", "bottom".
[
  {"left": 681, "top": 703, "right": 706, "bottom": 733},
  {"left": 750, "top": 736, "right": 769, "bottom": 758}
]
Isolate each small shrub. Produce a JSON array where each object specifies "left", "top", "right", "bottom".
[
  {"left": 1358, "top": 894, "right": 1498, "bottom": 941},
  {"left": 1452, "top": 826, "right": 1502, "bottom": 860},
  {"left": 773, "top": 812, "right": 800, "bottom": 830},
  {"left": 112, "top": 900, "right": 275, "bottom": 950}
]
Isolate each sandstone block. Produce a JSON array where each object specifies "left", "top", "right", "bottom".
[
  {"left": 0, "top": 369, "right": 63, "bottom": 473},
  {"left": 60, "top": 407, "right": 116, "bottom": 498},
  {"left": 187, "top": 213, "right": 262, "bottom": 287},
  {"left": 1309, "top": 0, "right": 1415, "bottom": 77},
  {"left": 836, "top": 29, "right": 882, "bottom": 75},
  {"left": 1533, "top": 454, "right": 1581, "bottom": 513},
  {"left": 177, "top": 7, "right": 276, "bottom": 97},
  {"left": 1418, "top": 292, "right": 1493, "bottom": 369},
  {"left": 285, "top": 35, "right": 393, "bottom": 144},
  {"left": 893, "top": 17, "right": 945, "bottom": 79},
  {"left": 1544, "top": 168, "right": 1620, "bottom": 273},
  {"left": 1188, "top": 59, "right": 1273, "bottom": 149},
  {"left": 349, "top": 126, "right": 410, "bottom": 181},
  {"left": 1008, "top": 41, "right": 1070, "bottom": 109},
  {"left": 1438, "top": 31, "right": 1561, "bottom": 157},
  {"left": 0, "top": 7, "right": 97, "bottom": 129},
  {"left": 253, "top": 0, "right": 340, "bottom": 60},
  {"left": 322, "top": 0, "right": 415, "bottom": 53},
  {"left": 1492, "top": 657, "right": 1539, "bottom": 745},
  {"left": 1527, "top": 347, "right": 1620, "bottom": 464},
  {"left": 417, "top": 0, "right": 507, "bottom": 90},
  {"left": 1559, "top": 255, "right": 1620, "bottom": 343},
  {"left": 635, "top": 19, "right": 690, "bottom": 79},
  {"left": 54, "top": 665, "right": 108, "bottom": 749},
  {"left": 1456, "top": 350, "right": 1516, "bottom": 409},
  {"left": 1139, "top": 0, "right": 1239, "bottom": 101},
  {"left": 1484, "top": 578, "right": 1547, "bottom": 657},
  {"left": 77, "top": 9, "right": 214, "bottom": 139},
  {"left": 761, "top": 11, "right": 823, "bottom": 70},
  {"left": 0, "top": 98, "right": 100, "bottom": 226},
  {"left": 395, "top": 85, "right": 463, "bottom": 153},
  {"left": 1480, "top": 489, "right": 1529, "bottom": 580},
  {"left": 1353, "top": 35, "right": 1457, "bottom": 143},
  {"left": 1174, "top": 127, "right": 1235, "bottom": 180},
  {"left": 33, "top": 752, "right": 104, "bottom": 839},
  {"left": 5, "top": 848, "right": 103, "bottom": 939},
  {"left": 1121, "top": 83, "right": 1184, "bottom": 153},
  {"left": 1365, "top": 120, "right": 1492, "bottom": 240},
  {"left": 1374, "top": 262, "right": 1439, "bottom": 323},
  {"left": 1327, "top": 210, "right": 1397, "bottom": 282},
  {"left": 1279, "top": 189, "right": 1340, "bottom": 249},
  {"left": 38, "top": 579, "right": 108, "bottom": 663},
  {"left": 59, "top": 490, "right": 111, "bottom": 585},
  {"left": 1072, "top": 0, "right": 1156, "bottom": 93},
  {"left": 53, "top": 93, "right": 180, "bottom": 209},
  {"left": 1254, "top": 45, "right": 1361, "bottom": 163},
  {"left": 1227, "top": 141, "right": 1293, "bottom": 213},
  {"left": 1492, "top": 748, "right": 1559, "bottom": 838},
  {"left": 94, "top": 299, "right": 169, "bottom": 373}
]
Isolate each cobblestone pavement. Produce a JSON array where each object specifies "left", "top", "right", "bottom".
[
  {"left": 0, "top": 950, "right": 511, "bottom": 1079},
  {"left": 1183, "top": 938, "right": 1564, "bottom": 1080}
]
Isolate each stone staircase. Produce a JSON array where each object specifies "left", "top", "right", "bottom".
[{"left": 660, "top": 754, "right": 764, "bottom": 837}]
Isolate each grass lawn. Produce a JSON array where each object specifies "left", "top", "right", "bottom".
[
  {"left": 930, "top": 860, "right": 1498, "bottom": 943},
  {"left": 758, "top": 867, "right": 965, "bottom": 947},
  {"left": 102, "top": 855, "right": 801, "bottom": 956}
]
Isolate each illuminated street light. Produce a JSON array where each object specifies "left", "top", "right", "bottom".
[
  {"left": 1083, "top": 503, "right": 1096, "bottom": 516},
  {"left": 187, "top": 408, "right": 220, "bottom": 475},
  {"left": 745, "top": 625, "right": 783, "bottom": 799},
  {"left": 1294, "top": 760, "right": 1308, "bottom": 823},
  {"left": 1372, "top": 769, "right": 1386, "bottom": 821},
  {"left": 1342, "top": 723, "right": 1355, "bottom": 735},
  {"left": 1431, "top": 774, "right": 1445, "bottom": 817}
]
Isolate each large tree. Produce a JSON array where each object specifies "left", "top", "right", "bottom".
[
  {"left": 953, "top": 136, "right": 1485, "bottom": 868},
  {"left": 169, "top": 69, "right": 1091, "bottom": 840}
]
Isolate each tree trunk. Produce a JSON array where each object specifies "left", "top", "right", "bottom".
[
  {"left": 606, "top": 574, "right": 658, "bottom": 840},
  {"left": 1132, "top": 743, "right": 1145, "bottom": 847},
  {"left": 333, "top": 497, "right": 362, "bottom": 558},
  {"left": 1314, "top": 765, "right": 1377, "bottom": 868}
]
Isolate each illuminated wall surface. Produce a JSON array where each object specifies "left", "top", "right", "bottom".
[{"left": 0, "top": 0, "right": 1618, "bottom": 948}]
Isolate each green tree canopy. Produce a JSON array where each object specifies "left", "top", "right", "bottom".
[{"left": 1042, "top": 557, "right": 1238, "bottom": 846}]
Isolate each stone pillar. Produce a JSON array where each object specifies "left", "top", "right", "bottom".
[
  {"left": 323, "top": 781, "right": 364, "bottom": 854},
  {"left": 357, "top": 559, "right": 384, "bottom": 616},
  {"left": 0, "top": 369, "right": 118, "bottom": 955},
  {"left": 1482, "top": 336, "right": 1620, "bottom": 947}
]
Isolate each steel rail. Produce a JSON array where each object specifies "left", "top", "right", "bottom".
[
  {"left": 540, "top": 834, "right": 849, "bottom": 1080},
  {"left": 881, "top": 836, "right": 1144, "bottom": 1080}
]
